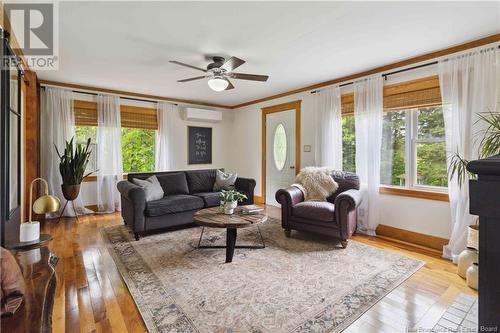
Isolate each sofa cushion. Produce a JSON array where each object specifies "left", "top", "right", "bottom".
[
  {"left": 213, "top": 170, "right": 237, "bottom": 191},
  {"left": 131, "top": 175, "right": 164, "bottom": 202},
  {"left": 145, "top": 194, "right": 204, "bottom": 217},
  {"left": 193, "top": 192, "right": 222, "bottom": 208},
  {"left": 292, "top": 201, "right": 335, "bottom": 222},
  {"left": 186, "top": 169, "right": 217, "bottom": 193},
  {"left": 156, "top": 173, "right": 190, "bottom": 195}
]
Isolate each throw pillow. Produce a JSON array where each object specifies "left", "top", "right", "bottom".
[
  {"left": 132, "top": 176, "right": 164, "bottom": 201},
  {"left": 213, "top": 170, "right": 238, "bottom": 191}
]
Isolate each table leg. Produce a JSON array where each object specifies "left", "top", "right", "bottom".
[{"left": 226, "top": 228, "right": 237, "bottom": 263}]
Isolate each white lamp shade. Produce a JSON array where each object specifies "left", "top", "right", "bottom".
[{"left": 207, "top": 78, "right": 229, "bottom": 92}]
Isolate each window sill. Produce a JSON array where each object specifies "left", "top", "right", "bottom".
[
  {"left": 82, "top": 174, "right": 128, "bottom": 182},
  {"left": 379, "top": 186, "right": 449, "bottom": 202}
]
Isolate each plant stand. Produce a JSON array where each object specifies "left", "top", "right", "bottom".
[{"left": 57, "top": 199, "right": 81, "bottom": 223}]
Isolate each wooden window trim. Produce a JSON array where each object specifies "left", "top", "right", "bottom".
[
  {"left": 379, "top": 186, "right": 449, "bottom": 202},
  {"left": 82, "top": 174, "right": 128, "bottom": 182}
]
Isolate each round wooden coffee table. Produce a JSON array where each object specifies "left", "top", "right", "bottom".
[{"left": 193, "top": 206, "right": 267, "bottom": 263}]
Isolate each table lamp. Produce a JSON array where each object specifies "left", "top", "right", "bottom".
[{"left": 20, "top": 178, "right": 61, "bottom": 242}]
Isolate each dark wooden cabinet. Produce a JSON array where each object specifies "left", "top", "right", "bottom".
[{"left": 467, "top": 153, "right": 500, "bottom": 330}]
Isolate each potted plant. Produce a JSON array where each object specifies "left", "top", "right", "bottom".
[
  {"left": 449, "top": 111, "right": 499, "bottom": 266},
  {"left": 55, "top": 137, "right": 95, "bottom": 201},
  {"left": 219, "top": 190, "right": 248, "bottom": 215},
  {"left": 449, "top": 112, "right": 500, "bottom": 186}
]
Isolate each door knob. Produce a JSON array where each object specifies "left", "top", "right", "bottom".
[{"left": 290, "top": 166, "right": 295, "bottom": 169}]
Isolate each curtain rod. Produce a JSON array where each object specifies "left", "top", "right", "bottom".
[
  {"left": 310, "top": 61, "right": 437, "bottom": 94},
  {"left": 311, "top": 44, "right": 500, "bottom": 95},
  {"left": 40, "top": 85, "right": 178, "bottom": 105}
]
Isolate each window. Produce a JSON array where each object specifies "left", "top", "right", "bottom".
[
  {"left": 381, "top": 110, "right": 406, "bottom": 186},
  {"left": 74, "top": 100, "right": 158, "bottom": 176},
  {"left": 341, "top": 116, "right": 356, "bottom": 172},
  {"left": 75, "top": 126, "right": 155, "bottom": 175},
  {"left": 273, "top": 123, "right": 287, "bottom": 171},
  {"left": 75, "top": 126, "right": 97, "bottom": 174},
  {"left": 380, "top": 106, "right": 447, "bottom": 189},
  {"left": 341, "top": 106, "right": 447, "bottom": 190},
  {"left": 121, "top": 127, "right": 155, "bottom": 173},
  {"left": 414, "top": 107, "right": 447, "bottom": 187}
]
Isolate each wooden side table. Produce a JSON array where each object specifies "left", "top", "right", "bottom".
[{"left": 1, "top": 236, "right": 58, "bottom": 333}]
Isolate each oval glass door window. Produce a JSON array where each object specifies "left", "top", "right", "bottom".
[{"left": 273, "top": 124, "right": 287, "bottom": 171}]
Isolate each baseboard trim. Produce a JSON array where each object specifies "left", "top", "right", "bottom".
[
  {"left": 376, "top": 224, "right": 448, "bottom": 252},
  {"left": 253, "top": 196, "right": 264, "bottom": 204},
  {"left": 85, "top": 204, "right": 98, "bottom": 212}
]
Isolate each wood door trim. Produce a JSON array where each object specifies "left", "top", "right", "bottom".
[{"left": 261, "top": 100, "right": 301, "bottom": 203}]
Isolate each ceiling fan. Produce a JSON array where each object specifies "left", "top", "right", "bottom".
[{"left": 170, "top": 56, "right": 269, "bottom": 92}]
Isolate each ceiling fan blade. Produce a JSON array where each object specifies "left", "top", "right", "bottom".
[
  {"left": 169, "top": 61, "right": 207, "bottom": 72},
  {"left": 177, "top": 76, "right": 206, "bottom": 82},
  {"left": 225, "top": 79, "right": 234, "bottom": 90},
  {"left": 220, "top": 56, "right": 245, "bottom": 72},
  {"left": 231, "top": 72, "right": 269, "bottom": 82}
]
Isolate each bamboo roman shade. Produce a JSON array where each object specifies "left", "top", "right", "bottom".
[
  {"left": 74, "top": 100, "right": 98, "bottom": 126},
  {"left": 383, "top": 75, "right": 442, "bottom": 110},
  {"left": 340, "top": 75, "right": 442, "bottom": 115},
  {"left": 74, "top": 100, "right": 158, "bottom": 129}
]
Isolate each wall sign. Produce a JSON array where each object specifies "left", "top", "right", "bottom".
[{"left": 188, "top": 126, "right": 212, "bottom": 164}]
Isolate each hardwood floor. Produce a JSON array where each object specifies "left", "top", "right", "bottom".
[{"left": 42, "top": 206, "right": 476, "bottom": 333}]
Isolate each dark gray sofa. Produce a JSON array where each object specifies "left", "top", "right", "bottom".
[{"left": 117, "top": 169, "right": 255, "bottom": 240}]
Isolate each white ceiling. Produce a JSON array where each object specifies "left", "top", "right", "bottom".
[{"left": 38, "top": 1, "right": 499, "bottom": 107}]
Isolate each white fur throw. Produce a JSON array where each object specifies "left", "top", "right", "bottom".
[{"left": 293, "top": 167, "right": 338, "bottom": 201}]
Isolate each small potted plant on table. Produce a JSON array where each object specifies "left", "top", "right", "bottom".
[{"left": 220, "top": 190, "right": 248, "bottom": 214}]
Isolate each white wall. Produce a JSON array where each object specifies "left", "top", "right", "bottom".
[{"left": 227, "top": 64, "right": 452, "bottom": 239}]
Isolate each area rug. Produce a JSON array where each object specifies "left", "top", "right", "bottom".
[{"left": 102, "top": 218, "right": 424, "bottom": 333}]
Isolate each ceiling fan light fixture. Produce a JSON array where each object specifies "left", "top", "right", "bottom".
[{"left": 207, "top": 77, "right": 229, "bottom": 92}]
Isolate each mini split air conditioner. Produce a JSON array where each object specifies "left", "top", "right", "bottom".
[{"left": 183, "top": 107, "right": 222, "bottom": 123}]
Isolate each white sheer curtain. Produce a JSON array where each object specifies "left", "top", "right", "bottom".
[
  {"left": 314, "top": 85, "right": 343, "bottom": 169},
  {"left": 155, "top": 102, "right": 177, "bottom": 171},
  {"left": 41, "top": 87, "right": 91, "bottom": 217},
  {"left": 354, "top": 76, "right": 383, "bottom": 235},
  {"left": 439, "top": 46, "right": 499, "bottom": 262},
  {"left": 96, "top": 94, "right": 123, "bottom": 213}
]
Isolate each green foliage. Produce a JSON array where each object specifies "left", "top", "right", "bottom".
[
  {"left": 415, "top": 107, "right": 448, "bottom": 187},
  {"left": 121, "top": 128, "right": 155, "bottom": 173},
  {"left": 478, "top": 112, "right": 500, "bottom": 158},
  {"left": 219, "top": 190, "right": 247, "bottom": 203},
  {"left": 380, "top": 110, "right": 406, "bottom": 186},
  {"left": 449, "top": 112, "right": 500, "bottom": 187},
  {"left": 342, "top": 116, "right": 356, "bottom": 172},
  {"left": 55, "top": 137, "right": 94, "bottom": 185}
]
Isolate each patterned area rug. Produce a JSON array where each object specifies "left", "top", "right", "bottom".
[{"left": 102, "top": 218, "right": 424, "bottom": 333}]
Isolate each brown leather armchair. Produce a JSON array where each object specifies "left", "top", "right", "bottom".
[{"left": 275, "top": 171, "right": 361, "bottom": 248}]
